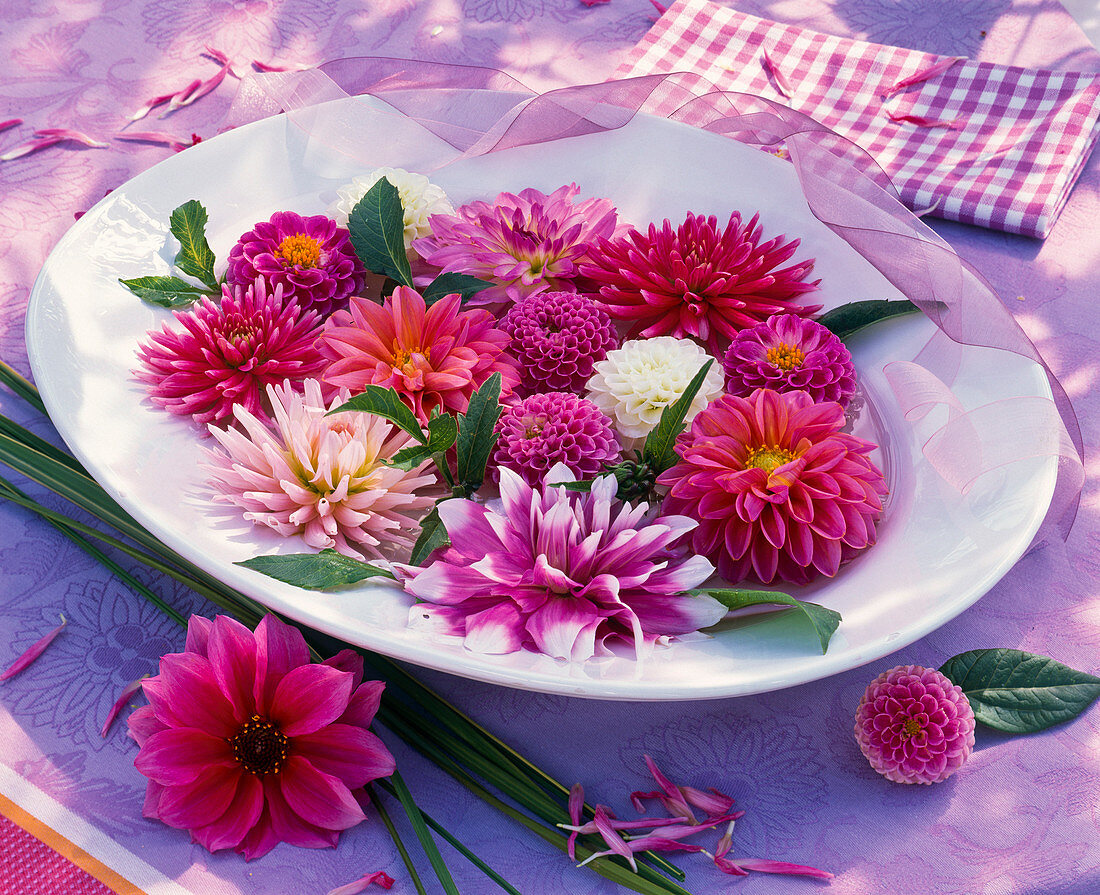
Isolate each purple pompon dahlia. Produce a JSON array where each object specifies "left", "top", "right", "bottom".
[
  {"left": 135, "top": 276, "right": 326, "bottom": 428},
  {"left": 501, "top": 291, "right": 619, "bottom": 396},
  {"left": 854, "top": 665, "right": 976, "bottom": 784},
  {"left": 411, "top": 183, "right": 623, "bottom": 305},
  {"left": 226, "top": 211, "right": 366, "bottom": 316},
  {"left": 723, "top": 314, "right": 858, "bottom": 407},
  {"left": 657, "top": 388, "right": 887, "bottom": 585},
  {"left": 491, "top": 392, "right": 619, "bottom": 486},
  {"left": 581, "top": 211, "right": 822, "bottom": 356},
  {"left": 400, "top": 465, "right": 725, "bottom": 661}
]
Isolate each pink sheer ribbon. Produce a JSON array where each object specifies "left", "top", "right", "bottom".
[{"left": 225, "top": 57, "right": 1083, "bottom": 542}]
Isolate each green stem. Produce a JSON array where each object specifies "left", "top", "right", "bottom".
[
  {"left": 389, "top": 769, "right": 461, "bottom": 895},
  {"left": 369, "top": 784, "right": 429, "bottom": 895},
  {"left": 0, "top": 360, "right": 46, "bottom": 415}
]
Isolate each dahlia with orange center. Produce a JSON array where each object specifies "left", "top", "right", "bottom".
[
  {"left": 581, "top": 211, "right": 822, "bottom": 355},
  {"left": 318, "top": 286, "right": 520, "bottom": 422},
  {"left": 657, "top": 388, "right": 887, "bottom": 585}
]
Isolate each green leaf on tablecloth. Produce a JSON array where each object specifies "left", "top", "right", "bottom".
[
  {"left": 119, "top": 275, "right": 209, "bottom": 308},
  {"left": 816, "top": 299, "right": 920, "bottom": 342},
  {"left": 939, "top": 648, "right": 1100, "bottom": 734},
  {"left": 169, "top": 199, "right": 219, "bottom": 291},
  {"left": 410, "top": 505, "right": 449, "bottom": 566},
  {"left": 422, "top": 272, "right": 494, "bottom": 306},
  {"left": 348, "top": 177, "right": 413, "bottom": 287},
  {"left": 455, "top": 372, "right": 502, "bottom": 496},
  {"left": 236, "top": 549, "right": 396, "bottom": 589},
  {"left": 329, "top": 385, "right": 426, "bottom": 443},
  {"left": 390, "top": 413, "right": 459, "bottom": 471},
  {"left": 642, "top": 359, "right": 714, "bottom": 474},
  {"left": 694, "top": 588, "right": 841, "bottom": 654}
]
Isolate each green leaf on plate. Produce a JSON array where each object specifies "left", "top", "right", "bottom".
[
  {"left": 236, "top": 549, "right": 396, "bottom": 589},
  {"left": 347, "top": 178, "right": 413, "bottom": 288},
  {"left": 409, "top": 505, "right": 450, "bottom": 566},
  {"left": 329, "top": 386, "right": 426, "bottom": 443},
  {"left": 816, "top": 299, "right": 920, "bottom": 342},
  {"left": 119, "top": 275, "right": 209, "bottom": 308},
  {"left": 939, "top": 648, "right": 1100, "bottom": 734},
  {"left": 389, "top": 413, "right": 459, "bottom": 471},
  {"left": 455, "top": 372, "right": 502, "bottom": 496},
  {"left": 642, "top": 359, "right": 714, "bottom": 474},
  {"left": 169, "top": 199, "right": 219, "bottom": 292},
  {"left": 422, "top": 272, "right": 494, "bottom": 306},
  {"left": 694, "top": 588, "right": 842, "bottom": 655}
]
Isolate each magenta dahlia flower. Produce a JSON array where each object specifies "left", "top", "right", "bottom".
[
  {"left": 501, "top": 291, "right": 619, "bottom": 395},
  {"left": 411, "top": 183, "right": 622, "bottom": 305},
  {"left": 723, "top": 314, "right": 858, "bottom": 407},
  {"left": 401, "top": 465, "right": 725, "bottom": 660},
  {"left": 205, "top": 379, "right": 438, "bottom": 560},
  {"left": 854, "top": 665, "right": 976, "bottom": 784},
  {"left": 226, "top": 211, "right": 366, "bottom": 316},
  {"left": 658, "top": 388, "right": 887, "bottom": 585},
  {"left": 319, "top": 286, "right": 520, "bottom": 422},
  {"left": 581, "top": 211, "right": 821, "bottom": 355},
  {"left": 491, "top": 392, "right": 619, "bottom": 486},
  {"left": 128, "top": 614, "right": 395, "bottom": 859},
  {"left": 135, "top": 276, "right": 326, "bottom": 427}
]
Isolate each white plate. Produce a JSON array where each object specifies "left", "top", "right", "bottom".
[{"left": 25, "top": 95, "right": 1057, "bottom": 700}]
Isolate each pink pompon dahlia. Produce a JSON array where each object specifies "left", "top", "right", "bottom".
[
  {"left": 128, "top": 614, "right": 395, "bottom": 859},
  {"left": 318, "top": 287, "right": 520, "bottom": 422},
  {"left": 723, "top": 313, "right": 858, "bottom": 407},
  {"left": 411, "top": 183, "right": 623, "bottom": 305},
  {"left": 135, "top": 276, "right": 326, "bottom": 428},
  {"left": 658, "top": 388, "right": 887, "bottom": 585},
  {"left": 581, "top": 211, "right": 822, "bottom": 355},
  {"left": 226, "top": 211, "right": 366, "bottom": 316},
  {"left": 400, "top": 465, "right": 725, "bottom": 661},
  {"left": 501, "top": 291, "right": 619, "bottom": 395},
  {"left": 491, "top": 392, "right": 619, "bottom": 486},
  {"left": 205, "top": 379, "right": 438, "bottom": 560},
  {"left": 854, "top": 665, "right": 976, "bottom": 784}
]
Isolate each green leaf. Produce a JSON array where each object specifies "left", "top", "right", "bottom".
[
  {"left": 642, "top": 359, "right": 714, "bottom": 474},
  {"left": 422, "top": 272, "right": 495, "bottom": 306},
  {"left": 548, "top": 480, "right": 594, "bottom": 492},
  {"left": 696, "top": 588, "right": 842, "bottom": 654},
  {"left": 390, "top": 413, "right": 459, "bottom": 471},
  {"left": 816, "top": 299, "right": 920, "bottom": 342},
  {"left": 939, "top": 649, "right": 1100, "bottom": 734},
  {"left": 329, "top": 386, "right": 426, "bottom": 443},
  {"left": 455, "top": 372, "right": 503, "bottom": 496},
  {"left": 347, "top": 178, "right": 413, "bottom": 287},
  {"left": 235, "top": 549, "right": 396, "bottom": 589},
  {"left": 118, "top": 275, "right": 209, "bottom": 308},
  {"left": 169, "top": 199, "right": 219, "bottom": 291},
  {"left": 388, "top": 769, "right": 462, "bottom": 895},
  {"left": 410, "top": 505, "right": 450, "bottom": 566}
]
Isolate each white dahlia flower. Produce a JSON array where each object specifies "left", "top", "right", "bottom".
[{"left": 328, "top": 166, "right": 454, "bottom": 251}]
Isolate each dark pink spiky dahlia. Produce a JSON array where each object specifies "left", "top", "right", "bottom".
[{"left": 581, "top": 211, "right": 821, "bottom": 355}]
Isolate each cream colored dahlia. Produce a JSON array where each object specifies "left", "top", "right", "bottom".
[
  {"left": 328, "top": 167, "right": 453, "bottom": 251},
  {"left": 205, "top": 378, "right": 438, "bottom": 560},
  {"left": 585, "top": 336, "right": 725, "bottom": 449}
]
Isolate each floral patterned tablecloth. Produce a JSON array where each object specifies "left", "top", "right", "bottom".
[{"left": 1, "top": 1, "right": 1098, "bottom": 893}]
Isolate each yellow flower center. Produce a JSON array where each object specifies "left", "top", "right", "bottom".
[
  {"left": 522, "top": 414, "right": 547, "bottom": 439},
  {"left": 392, "top": 344, "right": 432, "bottom": 376},
  {"left": 766, "top": 343, "right": 805, "bottom": 370},
  {"left": 902, "top": 717, "right": 924, "bottom": 738},
  {"left": 744, "top": 445, "right": 797, "bottom": 473},
  {"left": 275, "top": 232, "right": 322, "bottom": 268},
  {"left": 230, "top": 715, "right": 288, "bottom": 776}
]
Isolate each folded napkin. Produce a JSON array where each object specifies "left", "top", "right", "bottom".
[{"left": 617, "top": 0, "right": 1100, "bottom": 238}]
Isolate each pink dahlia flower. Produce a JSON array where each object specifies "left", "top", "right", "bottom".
[
  {"left": 128, "top": 614, "right": 395, "bottom": 859},
  {"left": 318, "top": 286, "right": 520, "bottom": 422},
  {"left": 581, "top": 211, "right": 822, "bottom": 355},
  {"left": 501, "top": 291, "right": 619, "bottom": 395},
  {"left": 205, "top": 379, "right": 438, "bottom": 560},
  {"left": 854, "top": 665, "right": 976, "bottom": 784},
  {"left": 491, "top": 392, "right": 619, "bottom": 486},
  {"left": 411, "top": 183, "right": 622, "bottom": 305},
  {"left": 658, "top": 388, "right": 887, "bottom": 585},
  {"left": 135, "top": 277, "right": 326, "bottom": 428},
  {"left": 401, "top": 465, "right": 725, "bottom": 661},
  {"left": 723, "top": 313, "right": 858, "bottom": 407},
  {"left": 226, "top": 211, "right": 366, "bottom": 316}
]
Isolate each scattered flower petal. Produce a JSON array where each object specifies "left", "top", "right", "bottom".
[
  {"left": 882, "top": 56, "right": 963, "bottom": 97},
  {"left": 886, "top": 111, "right": 961, "bottom": 129},
  {"left": 1, "top": 614, "right": 66, "bottom": 681},
  {"left": 162, "top": 78, "right": 202, "bottom": 115},
  {"left": 580, "top": 0, "right": 610, "bottom": 6},
  {"left": 566, "top": 782, "right": 584, "bottom": 860},
  {"left": 253, "top": 60, "right": 305, "bottom": 73},
  {"left": 101, "top": 675, "right": 149, "bottom": 737},
  {"left": 128, "top": 90, "right": 179, "bottom": 123},
  {"left": 761, "top": 46, "right": 793, "bottom": 98},
  {"left": 164, "top": 66, "right": 228, "bottom": 115},
  {"left": 327, "top": 871, "right": 395, "bottom": 894},
  {"left": 0, "top": 118, "right": 22, "bottom": 133},
  {"left": 115, "top": 131, "right": 195, "bottom": 152},
  {"left": 722, "top": 857, "right": 835, "bottom": 879},
  {"left": 650, "top": 0, "right": 668, "bottom": 13},
  {"left": 630, "top": 755, "right": 737, "bottom": 824},
  {"left": 1, "top": 129, "right": 108, "bottom": 161}
]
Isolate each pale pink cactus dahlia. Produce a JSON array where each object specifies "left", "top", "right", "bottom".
[
  {"left": 854, "top": 665, "right": 976, "bottom": 784},
  {"left": 205, "top": 379, "right": 438, "bottom": 560},
  {"left": 658, "top": 388, "right": 887, "bottom": 585}
]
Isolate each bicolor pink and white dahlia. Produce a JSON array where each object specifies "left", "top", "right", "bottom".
[
  {"left": 658, "top": 388, "right": 887, "bottom": 585},
  {"left": 205, "top": 379, "right": 438, "bottom": 560},
  {"left": 401, "top": 465, "right": 725, "bottom": 661}
]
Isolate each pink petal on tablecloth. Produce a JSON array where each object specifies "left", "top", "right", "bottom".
[{"left": 1, "top": 615, "right": 66, "bottom": 680}]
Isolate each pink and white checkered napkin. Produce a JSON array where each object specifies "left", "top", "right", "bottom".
[{"left": 616, "top": 0, "right": 1100, "bottom": 238}]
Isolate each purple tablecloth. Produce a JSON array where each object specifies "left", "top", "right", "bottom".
[{"left": 1, "top": 2, "right": 1098, "bottom": 893}]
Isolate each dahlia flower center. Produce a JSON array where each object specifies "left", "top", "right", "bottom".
[
  {"left": 225, "top": 321, "right": 258, "bottom": 347},
  {"left": 276, "top": 233, "right": 322, "bottom": 268},
  {"left": 902, "top": 717, "right": 924, "bottom": 738},
  {"left": 766, "top": 343, "right": 806, "bottom": 370},
  {"left": 744, "top": 445, "right": 797, "bottom": 473},
  {"left": 522, "top": 414, "right": 547, "bottom": 438},
  {"left": 230, "top": 714, "right": 289, "bottom": 776},
  {"left": 392, "top": 345, "right": 432, "bottom": 378}
]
